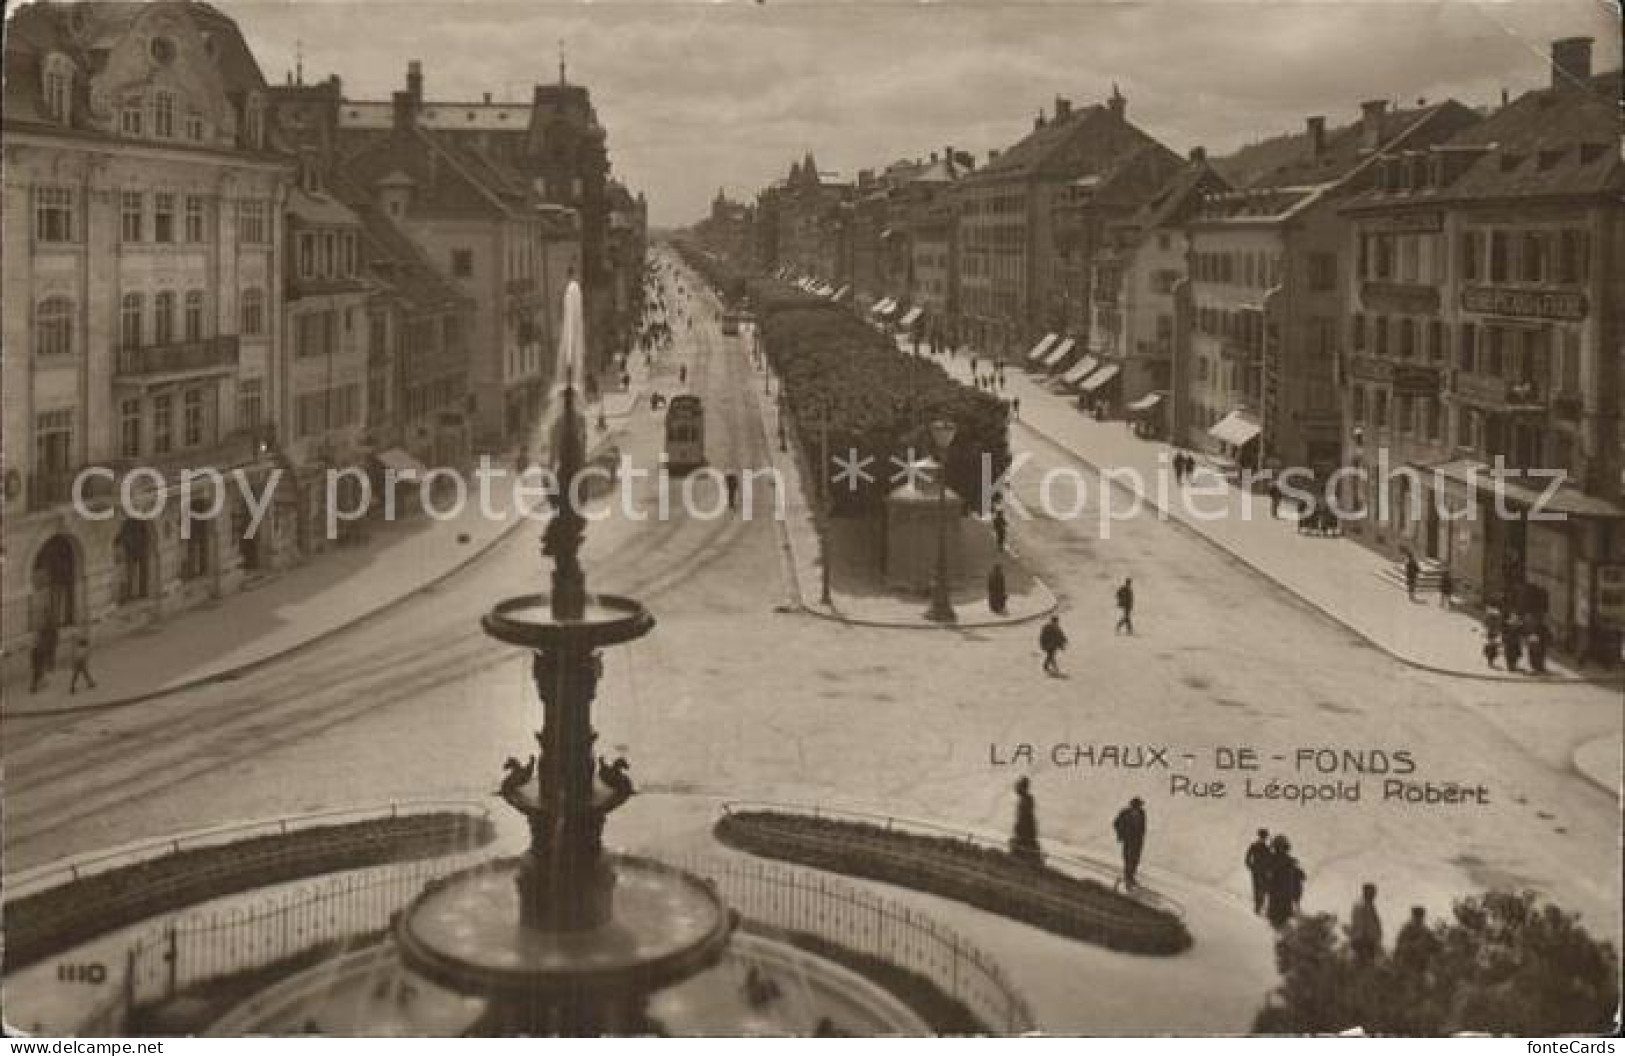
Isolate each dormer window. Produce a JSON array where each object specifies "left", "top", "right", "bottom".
[{"left": 42, "top": 54, "right": 75, "bottom": 124}]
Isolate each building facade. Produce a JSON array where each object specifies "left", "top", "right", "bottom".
[
  {"left": 1339, "top": 39, "right": 1623, "bottom": 655},
  {"left": 2, "top": 1, "right": 291, "bottom": 674}
]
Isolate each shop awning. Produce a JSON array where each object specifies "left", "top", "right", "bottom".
[
  {"left": 1208, "top": 411, "right": 1262, "bottom": 448},
  {"left": 1426, "top": 459, "right": 1625, "bottom": 519},
  {"left": 1024, "top": 334, "right": 1059, "bottom": 363},
  {"left": 1126, "top": 392, "right": 1165, "bottom": 414},
  {"left": 898, "top": 306, "right": 924, "bottom": 328},
  {"left": 1039, "top": 337, "right": 1076, "bottom": 369},
  {"left": 1078, "top": 363, "right": 1121, "bottom": 393},
  {"left": 374, "top": 448, "right": 428, "bottom": 479},
  {"left": 831, "top": 285, "right": 850, "bottom": 302},
  {"left": 1060, "top": 355, "right": 1101, "bottom": 387}
]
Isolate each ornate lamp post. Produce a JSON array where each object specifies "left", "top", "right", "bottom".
[{"left": 924, "top": 417, "right": 958, "bottom": 624}]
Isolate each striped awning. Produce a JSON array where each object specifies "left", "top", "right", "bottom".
[
  {"left": 1209, "top": 410, "right": 1262, "bottom": 447},
  {"left": 1060, "top": 356, "right": 1101, "bottom": 387},
  {"left": 898, "top": 306, "right": 924, "bottom": 328},
  {"left": 1078, "top": 363, "right": 1121, "bottom": 393},
  {"left": 1024, "top": 334, "right": 1059, "bottom": 363},
  {"left": 1039, "top": 337, "right": 1076, "bottom": 368}
]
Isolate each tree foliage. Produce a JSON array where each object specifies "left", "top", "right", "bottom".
[
  {"left": 757, "top": 302, "right": 1010, "bottom": 515},
  {"left": 1255, "top": 890, "right": 1619, "bottom": 1036}
]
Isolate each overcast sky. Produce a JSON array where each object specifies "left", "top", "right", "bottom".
[{"left": 214, "top": 0, "right": 1622, "bottom": 226}]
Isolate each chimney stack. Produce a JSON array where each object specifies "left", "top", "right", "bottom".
[
  {"left": 1359, "top": 99, "right": 1388, "bottom": 149},
  {"left": 391, "top": 90, "right": 416, "bottom": 133},
  {"left": 1307, "top": 116, "right": 1326, "bottom": 160},
  {"left": 406, "top": 59, "right": 424, "bottom": 105},
  {"left": 1551, "top": 37, "right": 1593, "bottom": 91},
  {"left": 1055, "top": 96, "right": 1072, "bottom": 119},
  {"left": 1035, "top": 107, "right": 1047, "bottom": 131},
  {"left": 1189, "top": 145, "right": 1206, "bottom": 164},
  {"left": 1108, "top": 82, "right": 1126, "bottom": 121},
  {"left": 483, "top": 91, "right": 492, "bottom": 104},
  {"left": 989, "top": 149, "right": 1001, "bottom": 162},
  {"left": 930, "top": 151, "right": 939, "bottom": 163}
]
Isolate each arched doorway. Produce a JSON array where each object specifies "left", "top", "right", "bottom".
[
  {"left": 115, "top": 519, "right": 155, "bottom": 603},
  {"left": 31, "top": 534, "right": 78, "bottom": 630}
]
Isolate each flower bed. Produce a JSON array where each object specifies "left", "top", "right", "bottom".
[
  {"left": 715, "top": 810, "right": 1191, "bottom": 956},
  {"left": 5, "top": 812, "right": 495, "bottom": 971}
]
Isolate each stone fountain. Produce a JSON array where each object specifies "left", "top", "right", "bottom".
[{"left": 203, "top": 280, "right": 929, "bottom": 1038}]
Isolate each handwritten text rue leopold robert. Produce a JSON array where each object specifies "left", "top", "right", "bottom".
[{"left": 986, "top": 742, "right": 1491, "bottom": 807}]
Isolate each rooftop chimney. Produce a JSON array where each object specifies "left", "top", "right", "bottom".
[
  {"left": 930, "top": 151, "right": 939, "bottom": 163},
  {"left": 1055, "top": 96, "right": 1072, "bottom": 119},
  {"left": 483, "top": 91, "right": 492, "bottom": 104},
  {"left": 1189, "top": 145, "right": 1206, "bottom": 164},
  {"left": 989, "top": 149, "right": 1001, "bottom": 162},
  {"left": 391, "top": 90, "right": 416, "bottom": 134},
  {"left": 1035, "top": 107, "right": 1047, "bottom": 131},
  {"left": 1359, "top": 99, "right": 1388, "bottom": 150},
  {"left": 1108, "top": 82, "right": 1126, "bottom": 121},
  {"left": 406, "top": 60, "right": 424, "bottom": 104},
  {"left": 1307, "top": 116, "right": 1327, "bottom": 160},
  {"left": 1551, "top": 37, "right": 1593, "bottom": 91}
]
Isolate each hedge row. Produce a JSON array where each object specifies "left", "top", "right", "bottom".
[
  {"left": 715, "top": 811, "right": 1191, "bottom": 956},
  {"left": 756, "top": 302, "right": 1010, "bottom": 515},
  {"left": 5, "top": 812, "right": 495, "bottom": 971}
]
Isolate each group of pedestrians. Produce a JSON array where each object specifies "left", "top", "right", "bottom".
[
  {"left": 1481, "top": 601, "right": 1551, "bottom": 674},
  {"left": 1243, "top": 827, "right": 1308, "bottom": 928},
  {"left": 1169, "top": 450, "right": 1198, "bottom": 485},
  {"left": 1035, "top": 578, "right": 1135, "bottom": 675},
  {"left": 28, "top": 623, "right": 97, "bottom": 695}
]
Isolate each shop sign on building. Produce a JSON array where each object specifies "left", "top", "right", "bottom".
[{"left": 1461, "top": 286, "right": 1587, "bottom": 321}]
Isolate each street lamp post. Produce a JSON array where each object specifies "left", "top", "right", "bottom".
[
  {"left": 924, "top": 417, "right": 958, "bottom": 624},
  {"left": 819, "top": 400, "right": 833, "bottom": 607}
]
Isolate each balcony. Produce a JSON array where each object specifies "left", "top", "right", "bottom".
[
  {"left": 1451, "top": 371, "right": 1547, "bottom": 412},
  {"left": 116, "top": 336, "right": 240, "bottom": 381},
  {"left": 105, "top": 429, "right": 266, "bottom": 490}
]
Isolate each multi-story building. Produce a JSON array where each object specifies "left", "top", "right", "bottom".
[
  {"left": 2, "top": 1, "right": 292, "bottom": 673},
  {"left": 956, "top": 89, "right": 1180, "bottom": 357},
  {"left": 1339, "top": 38, "right": 1622, "bottom": 655},
  {"left": 280, "top": 159, "right": 372, "bottom": 553},
  {"left": 694, "top": 189, "right": 756, "bottom": 270},
  {"left": 1082, "top": 151, "right": 1228, "bottom": 426},
  {"left": 331, "top": 64, "right": 569, "bottom": 446},
  {"left": 348, "top": 192, "right": 474, "bottom": 473},
  {"left": 606, "top": 179, "right": 649, "bottom": 351},
  {"left": 1184, "top": 98, "right": 1480, "bottom": 470},
  {"left": 763, "top": 153, "right": 852, "bottom": 283},
  {"left": 334, "top": 59, "right": 624, "bottom": 375}
]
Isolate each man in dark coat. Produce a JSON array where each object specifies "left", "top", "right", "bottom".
[
  {"left": 1009, "top": 777, "right": 1041, "bottom": 865},
  {"left": 1404, "top": 552, "right": 1420, "bottom": 600},
  {"left": 1265, "top": 835, "right": 1305, "bottom": 928},
  {"left": 1244, "top": 828, "right": 1273, "bottom": 915},
  {"left": 1038, "top": 616, "right": 1067, "bottom": 675},
  {"left": 1113, "top": 797, "right": 1147, "bottom": 889},
  {"left": 992, "top": 507, "right": 1008, "bottom": 553},
  {"left": 1115, "top": 578, "right": 1135, "bottom": 635},
  {"left": 987, "top": 563, "right": 1009, "bottom": 615}
]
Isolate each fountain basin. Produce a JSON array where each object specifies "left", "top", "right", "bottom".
[
  {"left": 395, "top": 854, "right": 731, "bottom": 1000},
  {"left": 482, "top": 594, "right": 655, "bottom": 650}
]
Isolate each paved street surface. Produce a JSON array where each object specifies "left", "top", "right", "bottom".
[{"left": 5, "top": 250, "right": 1619, "bottom": 1031}]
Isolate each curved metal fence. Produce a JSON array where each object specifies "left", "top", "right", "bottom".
[{"left": 677, "top": 855, "right": 1036, "bottom": 1034}]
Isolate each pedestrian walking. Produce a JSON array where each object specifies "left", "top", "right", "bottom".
[
  {"left": 1393, "top": 906, "right": 1439, "bottom": 974},
  {"left": 1012, "top": 397, "right": 1021, "bottom": 420},
  {"left": 1009, "top": 777, "right": 1041, "bottom": 865},
  {"left": 621, "top": 370, "right": 632, "bottom": 392},
  {"left": 1403, "top": 552, "right": 1420, "bottom": 600},
  {"left": 1245, "top": 828, "right": 1273, "bottom": 915},
  {"left": 1438, "top": 567, "right": 1454, "bottom": 609},
  {"left": 67, "top": 627, "right": 96, "bottom": 694},
  {"left": 987, "top": 563, "right": 1008, "bottom": 615},
  {"left": 1264, "top": 835, "right": 1305, "bottom": 928},
  {"left": 1115, "top": 577, "right": 1135, "bottom": 635},
  {"left": 1502, "top": 612, "right": 1524, "bottom": 672},
  {"left": 1482, "top": 625, "right": 1501, "bottom": 668},
  {"left": 1348, "top": 882, "right": 1383, "bottom": 962},
  {"left": 1113, "top": 797, "right": 1147, "bottom": 890},
  {"left": 724, "top": 471, "right": 740, "bottom": 513},
  {"left": 1268, "top": 479, "right": 1283, "bottom": 519},
  {"left": 28, "top": 631, "right": 51, "bottom": 693},
  {"left": 992, "top": 508, "right": 1008, "bottom": 553},
  {"left": 1526, "top": 619, "right": 1549, "bottom": 674},
  {"left": 1038, "top": 615, "right": 1067, "bottom": 676}
]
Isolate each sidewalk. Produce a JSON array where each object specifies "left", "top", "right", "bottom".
[
  {"left": 921, "top": 340, "right": 1618, "bottom": 685},
  {"left": 5, "top": 390, "right": 641, "bottom": 719},
  {"left": 747, "top": 351, "right": 1056, "bottom": 629},
  {"left": 1573, "top": 732, "right": 1621, "bottom": 793}
]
